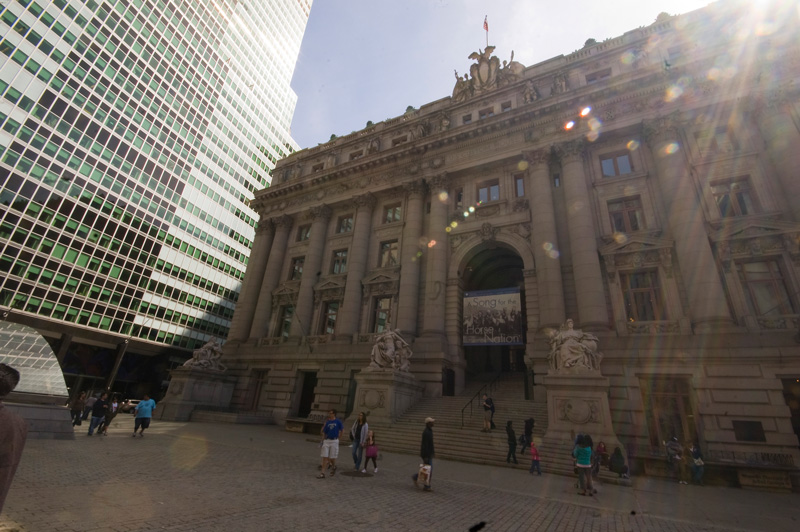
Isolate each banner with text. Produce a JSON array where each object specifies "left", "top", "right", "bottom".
[{"left": 463, "top": 288, "right": 524, "bottom": 346}]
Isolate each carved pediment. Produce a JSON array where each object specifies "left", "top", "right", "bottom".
[
  {"left": 272, "top": 281, "right": 300, "bottom": 307},
  {"left": 599, "top": 235, "right": 675, "bottom": 281},
  {"left": 313, "top": 275, "right": 346, "bottom": 304},
  {"left": 709, "top": 215, "right": 800, "bottom": 271},
  {"left": 362, "top": 269, "right": 400, "bottom": 286}
]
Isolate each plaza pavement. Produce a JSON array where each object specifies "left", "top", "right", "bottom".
[{"left": 1, "top": 418, "right": 798, "bottom": 532}]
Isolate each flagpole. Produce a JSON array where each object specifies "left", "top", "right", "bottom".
[{"left": 484, "top": 16, "right": 488, "bottom": 47}]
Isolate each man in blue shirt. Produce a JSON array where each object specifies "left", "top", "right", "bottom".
[
  {"left": 132, "top": 394, "right": 156, "bottom": 438},
  {"left": 317, "top": 409, "right": 343, "bottom": 479}
]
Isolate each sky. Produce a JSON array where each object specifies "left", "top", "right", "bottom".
[{"left": 289, "top": 0, "right": 716, "bottom": 150}]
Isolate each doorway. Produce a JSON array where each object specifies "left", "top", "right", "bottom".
[
  {"left": 640, "top": 376, "right": 698, "bottom": 448},
  {"left": 296, "top": 371, "right": 317, "bottom": 419}
]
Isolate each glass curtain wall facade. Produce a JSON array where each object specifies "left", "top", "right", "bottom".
[{"left": 0, "top": 0, "right": 310, "bottom": 355}]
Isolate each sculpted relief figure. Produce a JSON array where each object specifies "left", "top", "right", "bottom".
[
  {"left": 183, "top": 338, "right": 227, "bottom": 372},
  {"left": 547, "top": 319, "right": 603, "bottom": 372},
  {"left": 522, "top": 81, "right": 540, "bottom": 103},
  {"left": 452, "top": 70, "right": 472, "bottom": 103},
  {"left": 498, "top": 51, "right": 525, "bottom": 86},
  {"left": 551, "top": 72, "right": 568, "bottom": 95},
  {"left": 368, "top": 329, "right": 412, "bottom": 372}
]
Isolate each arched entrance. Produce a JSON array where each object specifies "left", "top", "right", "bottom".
[{"left": 461, "top": 245, "right": 526, "bottom": 377}]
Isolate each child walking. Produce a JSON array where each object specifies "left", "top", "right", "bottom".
[
  {"left": 362, "top": 430, "right": 379, "bottom": 473},
  {"left": 529, "top": 441, "right": 542, "bottom": 475}
]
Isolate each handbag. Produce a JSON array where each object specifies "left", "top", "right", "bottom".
[{"left": 366, "top": 444, "right": 378, "bottom": 459}]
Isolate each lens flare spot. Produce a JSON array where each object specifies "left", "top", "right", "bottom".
[
  {"left": 463, "top": 211, "right": 470, "bottom": 218},
  {"left": 450, "top": 221, "right": 458, "bottom": 228},
  {"left": 428, "top": 240, "right": 436, "bottom": 248},
  {"left": 517, "top": 160, "right": 529, "bottom": 171},
  {"left": 586, "top": 130, "right": 599, "bottom": 142},
  {"left": 468, "top": 206, "right": 475, "bottom": 213},
  {"left": 707, "top": 67, "right": 720, "bottom": 81},
  {"left": 546, "top": 249, "right": 560, "bottom": 259},
  {"left": 416, "top": 251, "right": 423, "bottom": 258},
  {"left": 580, "top": 107, "right": 591, "bottom": 117},
  {"left": 613, "top": 232, "right": 629, "bottom": 244},
  {"left": 437, "top": 191, "right": 449, "bottom": 202},
  {"left": 588, "top": 117, "right": 602, "bottom": 130},
  {"left": 564, "top": 120, "right": 575, "bottom": 130},
  {"left": 621, "top": 51, "right": 635, "bottom": 65},
  {"left": 626, "top": 140, "right": 640, "bottom": 151},
  {"left": 445, "top": 226, "right": 452, "bottom": 233},
  {"left": 170, "top": 435, "right": 208, "bottom": 472},
  {"left": 662, "top": 142, "right": 680, "bottom": 155},
  {"left": 542, "top": 242, "right": 553, "bottom": 251},
  {"left": 665, "top": 85, "right": 683, "bottom": 102}
]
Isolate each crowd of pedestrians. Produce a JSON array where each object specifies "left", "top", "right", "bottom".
[{"left": 68, "top": 390, "right": 156, "bottom": 438}]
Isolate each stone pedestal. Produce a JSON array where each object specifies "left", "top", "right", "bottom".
[
  {"left": 353, "top": 369, "right": 423, "bottom": 424},
  {"left": 156, "top": 367, "right": 237, "bottom": 422},
  {"left": 541, "top": 371, "right": 624, "bottom": 453}
]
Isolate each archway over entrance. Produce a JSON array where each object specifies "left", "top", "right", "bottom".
[{"left": 461, "top": 245, "right": 526, "bottom": 377}]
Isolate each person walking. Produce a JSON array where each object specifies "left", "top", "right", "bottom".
[
  {"left": 87, "top": 392, "right": 108, "bottom": 436},
  {"left": 506, "top": 420, "right": 518, "bottom": 464},
  {"left": 317, "top": 409, "right": 343, "bottom": 479},
  {"left": 523, "top": 416, "right": 535, "bottom": 450},
  {"left": 412, "top": 417, "right": 435, "bottom": 491},
  {"left": 609, "top": 447, "right": 630, "bottom": 479},
  {"left": 573, "top": 434, "right": 595, "bottom": 496},
  {"left": 69, "top": 391, "right": 86, "bottom": 427},
  {"left": 349, "top": 411, "right": 368, "bottom": 471},
  {"left": 0, "top": 364, "right": 28, "bottom": 514},
  {"left": 99, "top": 395, "right": 119, "bottom": 435},
  {"left": 529, "top": 441, "right": 542, "bottom": 475},
  {"left": 689, "top": 442, "right": 704, "bottom": 485},
  {"left": 132, "top": 394, "right": 156, "bottom": 437},
  {"left": 481, "top": 394, "right": 494, "bottom": 433},
  {"left": 665, "top": 436, "right": 686, "bottom": 484},
  {"left": 82, "top": 393, "right": 97, "bottom": 421},
  {"left": 362, "top": 430, "right": 378, "bottom": 473}
]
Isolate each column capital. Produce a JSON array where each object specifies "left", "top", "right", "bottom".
[
  {"left": 427, "top": 173, "right": 449, "bottom": 192},
  {"left": 404, "top": 179, "right": 427, "bottom": 199},
  {"left": 643, "top": 112, "right": 683, "bottom": 147},
  {"left": 523, "top": 148, "right": 552, "bottom": 167},
  {"left": 308, "top": 204, "right": 332, "bottom": 223},
  {"left": 555, "top": 139, "right": 585, "bottom": 164},
  {"left": 353, "top": 192, "right": 377, "bottom": 211},
  {"left": 272, "top": 214, "right": 294, "bottom": 229},
  {"left": 255, "top": 218, "right": 274, "bottom": 235}
]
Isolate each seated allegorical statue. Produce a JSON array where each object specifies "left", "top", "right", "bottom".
[
  {"left": 183, "top": 338, "right": 227, "bottom": 372},
  {"left": 547, "top": 318, "right": 603, "bottom": 372},
  {"left": 368, "top": 329, "right": 412, "bottom": 372}
]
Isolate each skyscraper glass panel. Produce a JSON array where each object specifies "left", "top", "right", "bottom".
[{"left": 0, "top": 0, "right": 311, "bottom": 388}]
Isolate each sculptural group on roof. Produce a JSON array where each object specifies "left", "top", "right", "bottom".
[{"left": 452, "top": 47, "right": 526, "bottom": 103}]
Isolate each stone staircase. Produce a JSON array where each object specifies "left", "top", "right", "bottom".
[
  {"left": 364, "top": 373, "right": 549, "bottom": 472},
  {"left": 363, "top": 373, "right": 631, "bottom": 485}
]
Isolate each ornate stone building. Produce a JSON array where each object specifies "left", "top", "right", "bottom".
[{"left": 223, "top": 3, "right": 800, "bottom": 480}]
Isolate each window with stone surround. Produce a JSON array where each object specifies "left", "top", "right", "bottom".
[
  {"left": 608, "top": 196, "right": 645, "bottom": 233},
  {"left": 331, "top": 249, "right": 348, "bottom": 274},
  {"left": 383, "top": 203, "right": 402, "bottom": 224},
  {"left": 600, "top": 152, "right": 633, "bottom": 177},
  {"left": 372, "top": 296, "right": 391, "bottom": 333},
  {"left": 463, "top": 114, "right": 472, "bottom": 125},
  {"left": 711, "top": 177, "right": 758, "bottom": 218},
  {"left": 586, "top": 68, "right": 612, "bottom": 84},
  {"left": 320, "top": 301, "right": 339, "bottom": 335},
  {"left": 276, "top": 305, "right": 294, "bottom": 338},
  {"left": 477, "top": 179, "right": 500, "bottom": 203},
  {"left": 312, "top": 163, "right": 324, "bottom": 173},
  {"left": 391, "top": 135, "right": 407, "bottom": 147},
  {"left": 379, "top": 240, "right": 398, "bottom": 268},
  {"left": 514, "top": 174, "right": 525, "bottom": 197},
  {"left": 479, "top": 107, "right": 494, "bottom": 120},
  {"left": 336, "top": 214, "right": 353, "bottom": 233},
  {"left": 454, "top": 187, "right": 464, "bottom": 211},
  {"left": 501, "top": 101, "right": 512, "bottom": 113},
  {"left": 296, "top": 224, "right": 311, "bottom": 241},
  {"left": 736, "top": 260, "right": 795, "bottom": 316},
  {"left": 620, "top": 270, "right": 666, "bottom": 321},
  {"left": 349, "top": 150, "right": 363, "bottom": 161},
  {"left": 695, "top": 126, "right": 739, "bottom": 157},
  {"left": 290, "top": 256, "right": 304, "bottom": 280}
]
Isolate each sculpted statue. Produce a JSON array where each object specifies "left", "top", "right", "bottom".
[
  {"left": 522, "top": 81, "right": 540, "bottom": 103},
  {"left": 498, "top": 51, "right": 525, "bottom": 86},
  {"left": 547, "top": 319, "right": 603, "bottom": 372},
  {"left": 452, "top": 70, "right": 472, "bottom": 103},
  {"left": 551, "top": 72, "right": 568, "bottom": 95},
  {"left": 452, "top": 47, "right": 526, "bottom": 102},
  {"left": 183, "top": 338, "right": 227, "bottom": 372},
  {"left": 368, "top": 136, "right": 380, "bottom": 154},
  {"left": 368, "top": 329, "right": 412, "bottom": 372}
]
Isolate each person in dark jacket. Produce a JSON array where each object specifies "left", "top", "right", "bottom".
[
  {"left": 609, "top": 447, "right": 629, "bottom": 478},
  {"left": 506, "top": 420, "right": 518, "bottom": 464},
  {"left": 523, "top": 417, "right": 535, "bottom": 450},
  {"left": 412, "top": 417, "right": 435, "bottom": 491}
]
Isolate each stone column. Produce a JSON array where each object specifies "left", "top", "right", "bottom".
[
  {"left": 227, "top": 219, "right": 274, "bottom": 341},
  {"left": 422, "top": 174, "right": 449, "bottom": 337},
  {"left": 644, "top": 115, "right": 732, "bottom": 329},
  {"left": 556, "top": 140, "right": 608, "bottom": 329},
  {"left": 249, "top": 214, "right": 293, "bottom": 339},
  {"left": 525, "top": 149, "right": 565, "bottom": 329},
  {"left": 396, "top": 180, "right": 426, "bottom": 336},
  {"left": 337, "top": 193, "right": 376, "bottom": 338},
  {"left": 755, "top": 97, "right": 800, "bottom": 222},
  {"left": 291, "top": 205, "right": 332, "bottom": 337}
]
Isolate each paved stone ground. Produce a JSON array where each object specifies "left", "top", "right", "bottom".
[{"left": 2, "top": 419, "right": 798, "bottom": 531}]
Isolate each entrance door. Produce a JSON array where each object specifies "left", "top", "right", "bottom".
[
  {"left": 297, "top": 371, "right": 317, "bottom": 418},
  {"left": 641, "top": 377, "right": 698, "bottom": 448}
]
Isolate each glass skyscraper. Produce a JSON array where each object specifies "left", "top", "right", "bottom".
[{"left": 0, "top": 0, "right": 311, "bottom": 396}]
